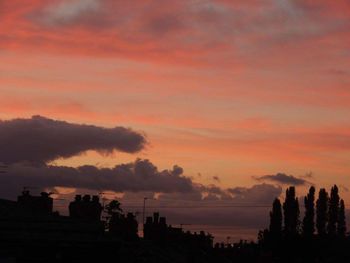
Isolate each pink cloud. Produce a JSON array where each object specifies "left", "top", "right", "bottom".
[
  {"left": 0, "top": 0, "right": 348, "bottom": 69},
  {"left": 1, "top": 0, "right": 350, "bottom": 202}
]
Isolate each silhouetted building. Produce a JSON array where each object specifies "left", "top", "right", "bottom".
[
  {"left": 109, "top": 212, "right": 138, "bottom": 241},
  {"left": 17, "top": 190, "right": 53, "bottom": 216},
  {"left": 144, "top": 212, "right": 213, "bottom": 249},
  {"left": 69, "top": 194, "right": 103, "bottom": 221},
  {"left": 0, "top": 198, "right": 17, "bottom": 217},
  {"left": 144, "top": 212, "right": 168, "bottom": 241},
  {"left": 0, "top": 192, "right": 111, "bottom": 261}
]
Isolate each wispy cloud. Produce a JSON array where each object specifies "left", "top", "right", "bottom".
[
  {"left": 253, "top": 173, "right": 311, "bottom": 186},
  {"left": 40, "top": 0, "right": 100, "bottom": 25},
  {"left": 1, "top": 0, "right": 349, "bottom": 66}
]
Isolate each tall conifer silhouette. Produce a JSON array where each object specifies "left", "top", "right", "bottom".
[
  {"left": 283, "top": 186, "right": 300, "bottom": 236},
  {"left": 316, "top": 188, "right": 328, "bottom": 236},
  {"left": 302, "top": 186, "right": 315, "bottom": 237},
  {"left": 337, "top": 199, "right": 346, "bottom": 237},
  {"left": 327, "top": 185, "right": 339, "bottom": 236},
  {"left": 269, "top": 198, "right": 282, "bottom": 239}
]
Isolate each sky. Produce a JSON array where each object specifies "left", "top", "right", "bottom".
[{"left": 0, "top": 0, "right": 350, "bottom": 241}]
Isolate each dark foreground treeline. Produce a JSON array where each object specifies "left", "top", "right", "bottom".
[
  {"left": 264, "top": 185, "right": 346, "bottom": 240},
  {"left": 214, "top": 185, "right": 349, "bottom": 263},
  {"left": 0, "top": 186, "right": 348, "bottom": 262}
]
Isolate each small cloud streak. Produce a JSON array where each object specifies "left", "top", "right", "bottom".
[
  {"left": 212, "top": 176, "right": 220, "bottom": 182},
  {"left": 40, "top": 0, "right": 100, "bottom": 26},
  {"left": 227, "top": 183, "right": 282, "bottom": 203},
  {"left": 253, "top": 173, "right": 310, "bottom": 186}
]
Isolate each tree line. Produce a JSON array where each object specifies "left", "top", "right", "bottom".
[{"left": 261, "top": 185, "right": 347, "bottom": 241}]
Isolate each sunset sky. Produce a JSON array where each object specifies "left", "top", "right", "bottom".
[{"left": 1, "top": 0, "right": 350, "bottom": 240}]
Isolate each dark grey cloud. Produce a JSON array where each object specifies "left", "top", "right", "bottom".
[
  {"left": 328, "top": 69, "right": 349, "bottom": 76},
  {"left": 0, "top": 115, "right": 146, "bottom": 165},
  {"left": 139, "top": 2, "right": 186, "bottom": 37},
  {"left": 227, "top": 183, "right": 282, "bottom": 204},
  {"left": 0, "top": 159, "right": 194, "bottom": 199},
  {"left": 253, "top": 173, "right": 309, "bottom": 186},
  {"left": 0, "top": 157, "right": 282, "bottom": 242},
  {"left": 131, "top": 183, "right": 282, "bottom": 231},
  {"left": 34, "top": 0, "right": 102, "bottom": 26},
  {"left": 44, "top": 182, "right": 282, "bottom": 242},
  {"left": 1, "top": 0, "right": 346, "bottom": 72}
]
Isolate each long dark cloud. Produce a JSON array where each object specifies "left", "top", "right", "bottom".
[
  {"left": 0, "top": 116, "right": 146, "bottom": 165},
  {"left": 118, "top": 183, "right": 282, "bottom": 232},
  {"left": 0, "top": 159, "right": 193, "bottom": 199},
  {"left": 253, "top": 173, "right": 309, "bottom": 186},
  {"left": 227, "top": 183, "right": 283, "bottom": 203}
]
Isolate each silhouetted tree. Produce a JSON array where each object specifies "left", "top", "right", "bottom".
[
  {"left": 316, "top": 188, "right": 328, "bottom": 236},
  {"left": 105, "top": 200, "right": 138, "bottom": 240},
  {"left": 283, "top": 186, "right": 300, "bottom": 236},
  {"left": 258, "top": 229, "right": 269, "bottom": 244},
  {"left": 337, "top": 199, "right": 346, "bottom": 237},
  {"left": 269, "top": 198, "right": 282, "bottom": 239},
  {"left": 327, "top": 185, "right": 339, "bottom": 236},
  {"left": 105, "top": 200, "right": 122, "bottom": 216},
  {"left": 104, "top": 199, "right": 123, "bottom": 229},
  {"left": 302, "top": 186, "right": 315, "bottom": 237}
]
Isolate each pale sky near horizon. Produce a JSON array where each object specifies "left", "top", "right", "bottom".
[{"left": 1, "top": 0, "right": 350, "bottom": 207}]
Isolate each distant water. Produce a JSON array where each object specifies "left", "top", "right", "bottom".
[
  {"left": 139, "top": 225, "right": 259, "bottom": 243},
  {"left": 180, "top": 225, "right": 259, "bottom": 243}
]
